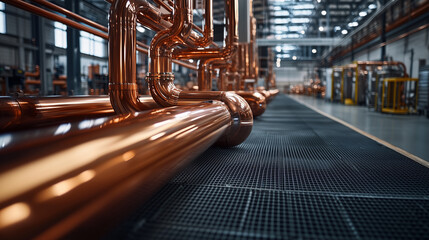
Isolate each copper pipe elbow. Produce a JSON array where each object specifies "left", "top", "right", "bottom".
[
  {"left": 235, "top": 91, "right": 266, "bottom": 117},
  {"left": 215, "top": 92, "right": 253, "bottom": 147},
  {"left": 257, "top": 87, "right": 272, "bottom": 103},
  {"left": 269, "top": 89, "right": 280, "bottom": 98}
]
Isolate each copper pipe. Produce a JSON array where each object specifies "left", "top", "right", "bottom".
[
  {"left": 211, "top": 57, "right": 266, "bottom": 117},
  {"left": 31, "top": 0, "right": 108, "bottom": 32},
  {"left": 153, "top": 0, "right": 173, "bottom": 12},
  {"left": 172, "top": 0, "right": 238, "bottom": 90},
  {"left": 3, "top": 0, "right": 198, "bottom": 70},
  {"left": 234, "top": 91, "right": 266, "bottom": 117},
  {"left": 145, "top": 0, "right": 252, "bottom": 147},
  {"left": 0, "top": 102, "right": 231, "bottom": 239},
  {"left": 0, "top": 96, "right": 159, "bottom": 131}
]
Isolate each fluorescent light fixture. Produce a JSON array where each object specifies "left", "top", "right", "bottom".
[
  {"left": 334, "top": 26, "right": 341, "bottom": 31},
  {"left": 348, "top": 22, "right": 358, "bottom": 27},
  {"left": 277, "top": 54, "right": 290, "bottom": 58},
  {"left": 291, "top": 18, "right": 310, "bottom": 24},
  {"left": 368, "top": 4, "right": 377, "bottom": 9},
  {"left": 282, "top": 45, "right": 296, "bottom": 51},
  {"left": 276, "top": 46, "right": 282, "bottom": 52},
  {"left": 272, "top": 11, "right": 289, "bottom": 16},
  {"left": 273, "top": 25, "right": 288, "bottom": 31},
  {"left": 272, "top": 19, "right": 290, "bottom": 24},
  {"left": 136, "top": 24, "right": 145, "bottom": 33},
  {"left": 292, "top": 56, "right": 297, "bottom": 60},
  {"left": 319, "top": 26, "right": 324, "bottom": 31},
  {"left": 341, "top": 29, "right": 348, "bottom": 35},
  {"left": 291, "top": 4, "right": 314, "bottom": 9},
  {"left": 321, "top": 10, "right": 327, "bottom": 16},
  {"left": 312, "top": 49, "right": 317, "bottom": 54},
  {"left": 292, "top": 10, "right": 313, "bottom": 16},
  {"left": 359, "top": 11, "right": 367, "bottom": 17},
  {"left": 289, "top": 26, "right": 304, "bottom": 32}
]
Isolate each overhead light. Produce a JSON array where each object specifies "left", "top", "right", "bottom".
[
  {"left": 341, "top": 29, "right": 348, "bottom": 35},
  {"left": 291, "top": 18, "right": 310, "bottom": 24},
  {"left": 189, "top": 59, "right": 194, "bottom": 63},
  {"left": 348, "top": 22, "right": 358, "bottom": 27},
  {"left": 292, "top": 56, "right": 297, "bottom": 60},
  {"left": 292, "top": 10, "right": 313, "bottom": 16},
  {"left": 321, "top": 10, "right": 327, "bottom": 16},
  {"left": 276, "top": 46, "right": 282, "bottom": 52},
  {"left": 291, "top": 4, "right": 314, "bottom": 10},
  {"left": 368, "top": 4, "right": 377, "bottom": 9},
  {"left": 359, "top": 11, "right": 367, "bottom": 17},
  {"left": 276, "top": 58, "right": 281, "bottom": 68},
  {"left": 312, "top": 49, "right": 317, "bottom": 54},
  {"left": 136, "top": 24, "right": 145, "bottom": 33},
  {"left": 300, "top": 30, "right": 305, "bottom": 34},
  {"left": 317, "top": 0, "right": 321, "bottom": 3},
  {"left": 334, "top": 26, "right": 341, "bottom": 31},
  {"left": 319, "top": 26, "right": 324, "bottom": 31}
]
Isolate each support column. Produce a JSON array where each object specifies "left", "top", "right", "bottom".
[
  {"left": 380, "top": 1, "right": 386, "bottom": 61},
  {"left": 66, "top": 0, "right": 81, "bottom": 95},
  {"left": 33, "top": 15, "right": 51, "bottom": 95}
]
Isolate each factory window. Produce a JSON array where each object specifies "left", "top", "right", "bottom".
[
  {"left": 80, "top": 31, "right": 105, "bottom": 58},
  {"left": 54, "top": 22, "right": 67, "bottom": 48},
  {"left": 0, "top": 2, "right": 5, "bottom": 34}
]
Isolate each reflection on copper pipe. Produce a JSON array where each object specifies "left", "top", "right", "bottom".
[
  {"left": 0, "top": 96, "right": 159, "bottom": 131},
  {"left": 235, "top": 91, "right": 266, "bottom": 117},
  {"left": 0, "top": 103, "right": 231, "bottom": 239}
]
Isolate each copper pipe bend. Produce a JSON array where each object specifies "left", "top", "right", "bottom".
[{"left": 234, "top": 91, "right": 266, "bottom": 117}]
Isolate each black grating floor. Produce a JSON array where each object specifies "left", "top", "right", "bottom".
[{"left": 106, "top": 95, "right": 429, "bottom": 239}]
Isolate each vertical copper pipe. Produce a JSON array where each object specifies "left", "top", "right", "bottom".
[{"left": 146, "top": 0, "right": 252, "bottom": 147}]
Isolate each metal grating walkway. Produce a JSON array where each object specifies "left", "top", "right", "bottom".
[{"left": 106, "top": 95, "right": 429, "bottom": 239}]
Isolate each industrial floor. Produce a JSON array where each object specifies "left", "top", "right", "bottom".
[
  {"left": 106, "top": 94, "right": 429, "bottom": 239},
  {"left": 289, "top": 94, "right": 429, "bottom": 162}
]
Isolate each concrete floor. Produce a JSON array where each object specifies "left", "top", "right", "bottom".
[{"left": 288, "top": 94, "right": 429, "bottom": 162}]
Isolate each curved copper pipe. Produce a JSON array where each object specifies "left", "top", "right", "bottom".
[
  {"left": 146, "top": 0, "right": 252, "bottom": 147},
  {"left": 234, "top": 91, "right": 266, "bottom": 117},
  {"left": 0, "top": 103, "right": 231, "bottom": 239},
  {"left": 0, "top": 96, "right": 159, "bottom": 131}
]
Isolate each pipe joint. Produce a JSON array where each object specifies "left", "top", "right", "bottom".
[{"left": 147, "top": 72, "right": 180, "bottom": 107}]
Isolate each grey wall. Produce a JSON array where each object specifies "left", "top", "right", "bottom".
[{"left": 335, "top": 29, "right": 429, "bottom": 77}]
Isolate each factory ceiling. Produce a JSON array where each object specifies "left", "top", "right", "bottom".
[{"left": 58, "top": 0, "right": 381, "bottom": 62}]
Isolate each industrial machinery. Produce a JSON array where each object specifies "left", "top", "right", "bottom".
[
  {"left": 380, "top": 77, "right": 418, "bottom": 114},
  {"left": 418, "top": 66, "right": 429, "bottom": 117},
  {"left": 337, "top": 61, "right": 407, "bottom": 107}
]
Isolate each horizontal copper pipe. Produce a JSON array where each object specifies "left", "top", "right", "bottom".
[
  {"left": 234, "top": 91, "right": 266, "bottom": 117},
  {"left": 0, "top": 102, "right": 231, "bottom": 239},
  {"left": 2, "top": 0, "right": 197, "bottom": 70},
  {"left": 0, "top": 96, "right": 159, "bottom": 131}
]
